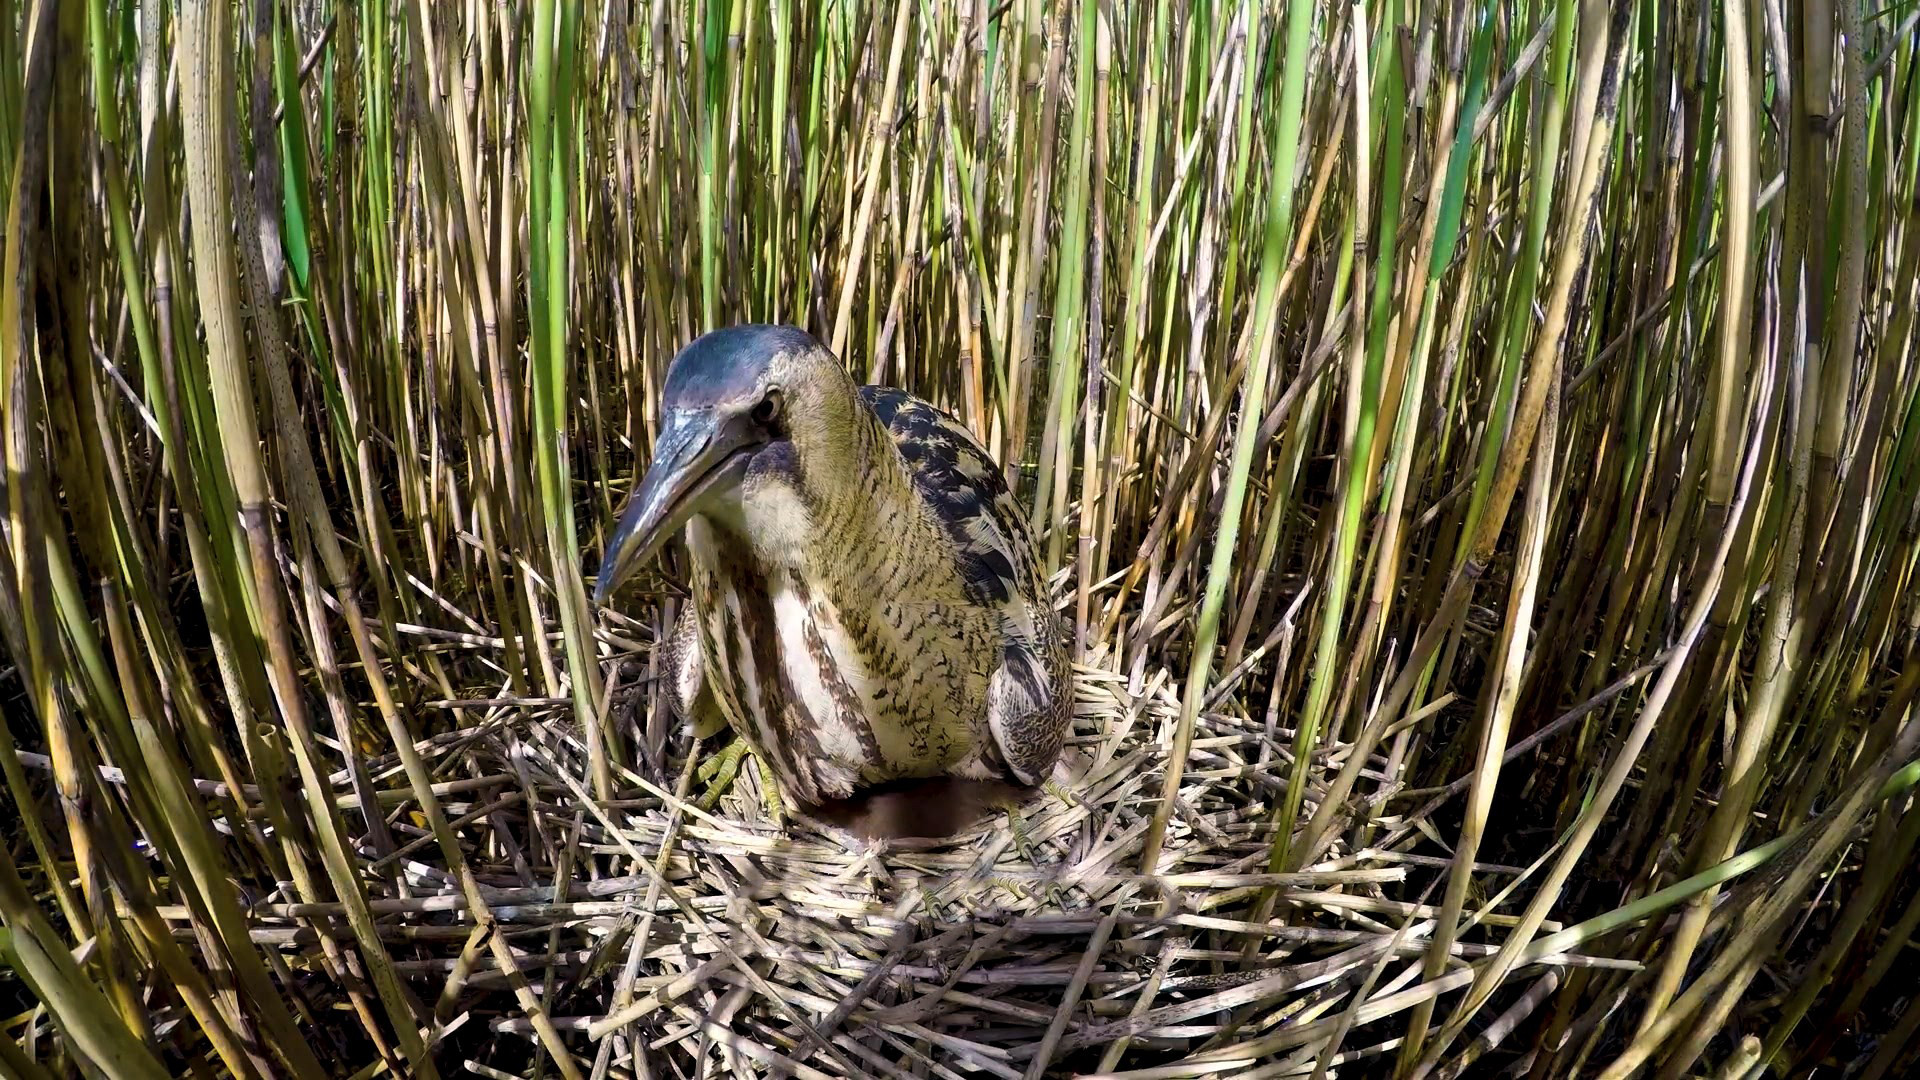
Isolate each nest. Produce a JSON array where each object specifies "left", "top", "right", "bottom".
[{"left": 185, "top": 642, "right": 1600, "bottom": 1080}]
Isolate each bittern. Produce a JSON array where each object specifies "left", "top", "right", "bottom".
[{"left": 593, "top": 325, "right": 1070, "bottom": 819}]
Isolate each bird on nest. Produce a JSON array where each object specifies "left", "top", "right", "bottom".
[{"left": 593, "top": 325, "right": 1070, "bottom": 836}]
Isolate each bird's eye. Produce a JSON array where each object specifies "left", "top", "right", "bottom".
[{"left": 751, "top": 392, "right": 781, "bottom": 427}]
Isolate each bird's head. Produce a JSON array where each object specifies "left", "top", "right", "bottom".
[{"left": 594, "top": 324, "right": 855, "bottom": 605}]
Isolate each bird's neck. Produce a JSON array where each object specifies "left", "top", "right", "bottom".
[
  {"left": 795, "top": 407, "right": 943, "bottom": 583},
  {"left": 812, "top": 404, "right": 924, "bottom": 543},
  {"left": 696, "top": 405, "right": 953, "bottom": 599}
]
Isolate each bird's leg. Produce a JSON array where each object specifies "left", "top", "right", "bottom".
[
  {"left": 696, "top": 739, "right": 748, "bottom": 811},
  {"left": 691, "top": 738, "right": 788, "bottom": 824},
  {"left": 752, "top": 755, "right": 787, "bottom": 826},
  {"left": 1041, "top": 778, "right": 1080, "bottom": 808},
  {"left": 694, "top": 738, "right": 735, "bottom": 785}
]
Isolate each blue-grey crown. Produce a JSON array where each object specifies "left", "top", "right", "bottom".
[{"left": 663, "top": 324, "right": 819, "bottom": 408}]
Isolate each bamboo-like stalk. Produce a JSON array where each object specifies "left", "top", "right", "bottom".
[
  {"left": 1138, "top": 0, "right": 1315, "bottom": 874},
  {"left": 0, "top": 844, "right": 168, "bottom": 1080},
  {"left": 1402, "top": 4, "right": 1638, "bottom": 1070},
  {"left": 1031, "top": 0, "right": 1095, "bottom": 573},
  {"left": 1601, "top": 659, "right": 1920, "bottom": 1080},
  {"left": 1635, "top": 0, "right": 1778, "bottom": 1030},
  {"left": 0, "top": 9, "right": 164, "bottom": 1080},
  {"left": 3, "top": 2, "right": 1919, "bottom": 1074},
  {"left": 829, "top": 0, "right": 912, "bottom": 361},
  {"left": 1400, "top": 102, "right": 1544, "bottom": 1058},
  {"left": 176, "top": 1, "right": 438, "bottom": 1072},
  {"left": 1267, "top": 0, "right": 1377, "bottom": 878},
  {"left": 0, "top": 0, "right": 90, "bottom": 949}
]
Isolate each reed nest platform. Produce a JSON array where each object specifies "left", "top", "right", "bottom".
[{"left": 143, "top": 642, "right": 1633, "bottom": 1080}]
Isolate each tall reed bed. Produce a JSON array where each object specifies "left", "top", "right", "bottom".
[{"left": 0, "top": 0, "right": 1917, "bottom": 1075}]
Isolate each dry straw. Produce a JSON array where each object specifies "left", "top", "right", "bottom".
[{"left": 1, "top": 0, "right": 1917, "bottom": 1077}]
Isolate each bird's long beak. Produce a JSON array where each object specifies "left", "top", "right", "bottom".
[{"left": 593, "top": 410, "right": 757, "bottom": 606}]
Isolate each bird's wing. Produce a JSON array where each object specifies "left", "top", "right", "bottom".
[
  {"left": 858, "top": 386, "right": 1071, "bottom": 786},
  {"left": 856, "top": 386, "right": 1044, "bottom": 622},
  {"left": 663, "top": 601, "right": 726, "bottom": 739}
]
